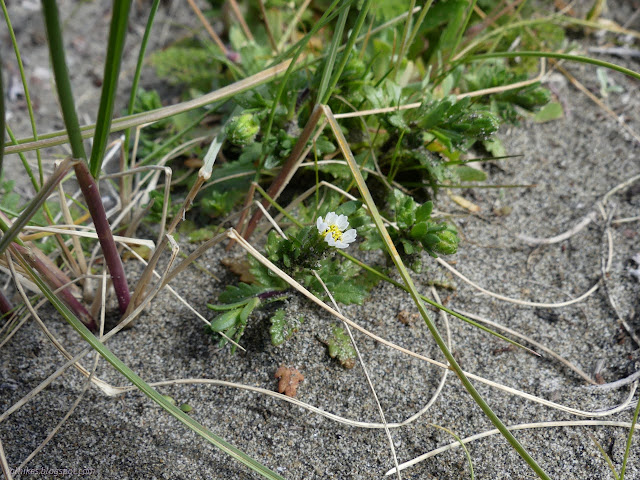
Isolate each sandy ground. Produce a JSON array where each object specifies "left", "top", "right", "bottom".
[{"left": 1, "top": 1, "right": 640, "bottom": 479}]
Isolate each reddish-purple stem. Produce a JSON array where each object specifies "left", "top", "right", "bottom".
[
  {"left": 13, "top": 243, "right": 97, "bottom": 331},
  {"left": 74, "top": 162, "right": 130, "bottom": 315},
  {"left": 240, "top": 105, "right": 324, "bottom": 243},
  {"left": 0, "top": 289, "right": 14, "bottom": 319}
]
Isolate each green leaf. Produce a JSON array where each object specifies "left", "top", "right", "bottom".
[
  {"left": 410, "top": 222, "right": 428, "bottom": 239},
  {"left": 482, "top": 138, "right": 506, "bottom": 157},
  {"left": 326, "top": 326, "right": 357, "bottom": 369},
  {"left": 326, "top": 279, "right": 369, "bottom": 305},
  {"left": 313, "top": 137, "right": 336, "bottom": 156},
  {"left": 533, "top": 102, "right": 564, "bottom": 123},
  {"left": 209, "top": 309, "right": 242, "bottom": 332},
  {"left": 454, "top": 165, "right": 487, "bottom": 182},
  {"left": 248, "top": 255, "right": 288, "bottom": 290},
  {"left": 269, "top": 309, "right": 303, "bottom": 346},
  {"left": 415, "top": 201, "right": 433, "bottom": 223},
  {"left": 335, "top": 200, "right": 362, "bottom": 217},
  {"left": 218, "top": 282, "right": 268, "bottom": 304}
]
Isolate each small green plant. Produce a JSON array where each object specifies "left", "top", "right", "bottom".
[
  {"left": 358, "top": 190, "right": 459, "bottom": 272},
  {"left": 3, "top": 1, "right": 639, "bottom": 478},
  {"left": 325, "top": 325, "right": 357, "bottom": 369}
]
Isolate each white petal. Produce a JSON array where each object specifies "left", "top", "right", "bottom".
[
  {"left": 335, "top": 214, "right": 349, "bottom": 231},
  {"left": 341, "top": 229, "right": 357, "bottom": 243},
  {"left": 324, "top": 232, "right": 336, "bottom": 246},
  {"left": 317, "top": 216, "right": 327, "bottom": 233},
  {"left": 325, "top": 212, "right": 338, "bottom": 226},
  {"left": 334, "top": 240, "right": 349, "bottom": 249}
]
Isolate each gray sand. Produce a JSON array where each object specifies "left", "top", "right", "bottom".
[{"left": 1, "top": 1, "right": 639, "bottom": 479}]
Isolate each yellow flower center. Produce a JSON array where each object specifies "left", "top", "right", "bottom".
[{"left": 323, "top": 224, "right": 343, "bottom": 241}]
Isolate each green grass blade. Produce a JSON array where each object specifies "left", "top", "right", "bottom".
[
  {"left": 41, "top": 0, "right": 87, "bottom": 160},
  {"left": 0, "top": 47, "right": 4, "bottom": 179},
  {"left": 448, "top": 0, "right": 478, "bottom": 64},
  {"left": 324, "top": 104, "right": 551, "bottom": 480},
  {"left": 12, "top": 250, "right": 285, "bottom": 480},
  {"left": 586, "top": 432, "right": 620, "bottom": 480},
  {"left": 6, "top": 59, "right": 293, "bottom": 156},
  {"left": 470, "top": 51, "right": 640, "bottom": 81},
  {"left": 321, "top": 0, "right": 372, "bottom": 105},
  {"left": 1, "top": 0, "right": 44, "bottom": 187},
  {"left": 123, "top": 0, "right": 161, "bottom": 164},
  {"left": 316, "top": 5, "right": 350, "bottom": 106},
  {"left": 89, "top": 0, "right": 132, "bottom": 179},
  {"left": 261, "top": 0, "right": 350, "bottom": 159},
  {"left": 619, "top": 393, "right": 640, "bottom": 479},
  {"left": 0, "top": 157, "right": 73, "bottom": 256}
]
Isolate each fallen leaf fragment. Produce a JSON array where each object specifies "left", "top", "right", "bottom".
[
  {"left": 449, "top": 194, "right": 480, "bottom": 213},
  {"left": 275, "top": 366, "right": 304, "bottom": 397},
  {"left": 396, "top": 310, "right": 419, "bottom": 326},
  {"left": 221, "top": 256, "right": 255, "bottom": 283}
]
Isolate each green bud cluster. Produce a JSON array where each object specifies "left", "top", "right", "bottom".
[{"left": 225, "top": 112, "right": 260, "bottom": 146}]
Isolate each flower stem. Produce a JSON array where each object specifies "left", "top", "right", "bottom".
[{"left": 74, "top": 162, "right": 130, "bottom": 315}]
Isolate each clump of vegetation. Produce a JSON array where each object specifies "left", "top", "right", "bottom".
[{"left": 3, "top": 0, "right": 638, "bottom": 479}]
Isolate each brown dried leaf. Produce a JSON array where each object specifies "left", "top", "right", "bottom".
[
  {"left": 184, "top": 157, "right": 203, "bottom": 169},
  {"left": 221, "top": 256, "right": 255, "bottom": 283},
  {"left": 449, "top": 194, "right": 480, "bottom": 213},
  {"left": 275, "top": 366, "right": 304, "bottom": 397},
  {"left": 396, "top": 309, "right": 419, "bottom": 326}
]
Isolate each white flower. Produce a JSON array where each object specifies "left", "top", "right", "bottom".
[{"left": 316, "top": 212, "right": 357, "bottom": 249}]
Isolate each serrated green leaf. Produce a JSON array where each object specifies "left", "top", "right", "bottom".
[
  {"left": 269, "top": 309, "right": 303, "bottom": 346},
  {"left": 327, "top": 280, "right": 369, "bottom": 305},
  {"left": 482, "top": 138, "right": 506, "bottom": 157},
  {"left": 327, "top": 326, "right": 356, "bottom": 369}
]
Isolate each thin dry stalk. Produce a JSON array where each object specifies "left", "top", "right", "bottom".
[
  {"left": 436, "top": 257, "right": 602, "bottom": 308},
  {"left": 227, "top": 0, "right": 254, "bottom": 43},
  {"left": 313, "top": 270, "right": 401, "bottom": 479},
  {"left": 241, "top": 104, "right": 324, "bottom": 241},
  {"left": 186, "top": 0, "right": 227, "bottom": 54},
  {"left": 386, "top": 419, "right": 640, "bottom": 476},
  {"left": 227, "top": 228, "right": 635, "bottom": 418},
  {"left": 257, "top": 0, "right": 277, "bottom": 52},
  {"left": 0, "top": 437, "right": 12, "bottom": 480}
]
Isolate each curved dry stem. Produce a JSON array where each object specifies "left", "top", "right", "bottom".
[
  {"left": 455, "top": 309, "right": 596, "bottom": 385},
  {"left": 386, "top": 418, "right": 640, "bottom": 476},
  {"left": 313, "top": 270, "right": 401, "bottom": 479},
  {"left": 436, "top": 257, "right": 602, "bottom": 308},
  {"left": 226, "top": 228, "right": 637, "bottom": 418}
]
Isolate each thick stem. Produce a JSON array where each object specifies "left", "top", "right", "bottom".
[
  {"left": 74, "top": 162, "right": 130, "bottom": 315},
  {"left": 241, "top": 104, "right": 324, "bottom": 242},
  {"left": 12, "top": 243, "right": 97, "bottom": 331},
  {"left": 0, "top": 289, "right": 13, "bottom": 319}
]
